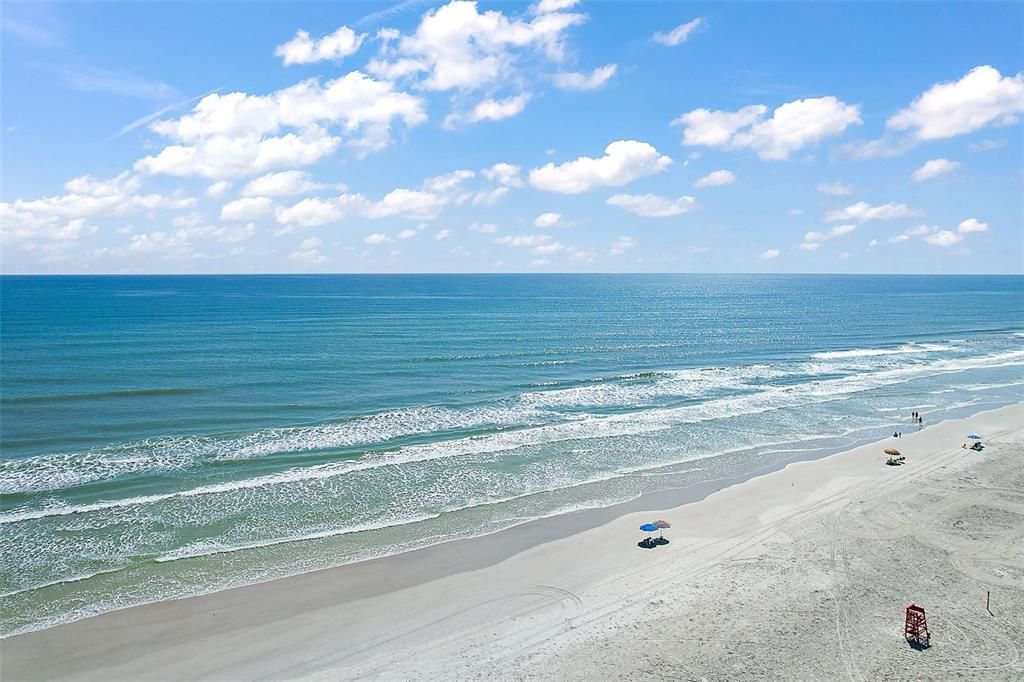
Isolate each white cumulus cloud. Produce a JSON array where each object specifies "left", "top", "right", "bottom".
[
  {"left": 533, "top": 241, "right": 564, "bottom": 255},
  {"left": 529, "top": 140, "right": 672, "bottom": 194},
  {"left": 1, "top": 171, "right": 194, "bottom": 244},
  {"left": 534, "top": 212, "right": 561, "bottom": 227},
  {"left": 495, "top": 233, "right": 564, "bottom": 256},
  {"left": 496, "top": 234, "right": 553, "bottom": 247},
  {"left": 423, "top": 169, "right": 475, "bottom": 192},
  {"left": 366, "top": 189, "right": 447, "bottom": 220},
  {"left": 220, "top": 197, "right": 274, "bottom": 221},
  {"left": 694, "top": 169, "right": 735, "bottom": 187},
  {"left": 885, "top": 219, "right": 988, "bottom": 248},
  {"left": 446, "top": 93, "right": 531, "bottom": 128},
  {"left": 274, "top": 186, "right": 446, "bottom": 233},
  {"left": 482, "top": 162, "right": 523, "bottom": 187},
  {"left": 825, "top": 201, "right": 919, "bottom": 223},
  {"left": 0, "top": 216, "right": 97, "bottom": 244},
  {"left": 274, "top": 195, "right": 362, "bottom": 232},
  {"left": 673, "top": 96, "right": 861, "bottom": 160},
  {"left": 923, "top": 230, "right": 963, "bottom": 247},
  {"left": 653, "top": 18, "right": 702, "bottom": 46},
  {"left": 606, "top": 193, "right": 696, "bottom": 217},
  {"left": 887, "top": 65, "right": 1024, "bottom": 140},
  {"left": 759, "top": 248, "right": 780, "bottom": 260},
  {"left": 800, "top": 224, "right": 856, "bottom": 250},
  {"left": 241, "top": 170, "right": 326, "bottom": 197},
  {"left": 911, "top": 158, "right": 960, "bottom": 182},
  {"left": 275, "top": 26, "right": 366, "bottom": 65},
  {"left": 137, "top": 72, "right": 426, "bottom": 178},
  {"left": 168, "top": 213, "right": 257, "bottom": 245},
  {"left": 531, "top": 0, "right": 578, "bottom": 13},
  {"left": 364, "top": 232, "right": 392, "bottom": 246},
  {"left": 289, "top": 237, "right": 326, "bottom": 263},
  {"left": 206, "top": 181, "right": 231, "bottom": 198},
  {"left": 375, "top": 0, "right": 586, "bottom": 92},
  {"left": 471, "top": 187, "right": 510, "bottom": 205},
  {"left": 553, "top": 64, "right": 617, "bottom": 91},
  {"left": 958, "top": 218, "right": 989, "bottom": 233},
  {"left": 137, "top": 127, "right": 345, "bottom": 180}
]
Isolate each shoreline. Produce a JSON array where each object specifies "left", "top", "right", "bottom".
[
  {"left": 2, "top": 399, "right": 1010, "bottom": 639},
  {"left": 3, "top": 401, "right": 1021, "bottom": 680}
]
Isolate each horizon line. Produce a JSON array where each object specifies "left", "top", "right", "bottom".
[{"left": 2, "top": 271, "right": 1023, "bottom": 277}]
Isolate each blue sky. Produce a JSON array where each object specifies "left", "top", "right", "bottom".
[{"left": 2, "top": 0, "right": 1022, "bottom": 274}]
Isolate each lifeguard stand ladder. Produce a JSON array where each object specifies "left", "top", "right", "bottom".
[{"left": 905, "top": 604, "right": 930, "bottom": 646}]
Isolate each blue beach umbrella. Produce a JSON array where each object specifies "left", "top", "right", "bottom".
[
  {"left": 967, "top": 434, "right": 983, "bottom": 440},
  {"left": 640, "top": 523, "right": 658, "bottom": 538}
]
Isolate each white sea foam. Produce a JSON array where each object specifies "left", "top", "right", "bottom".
[
  {"left": 519, "top": 364, "right": 784, "bottom": 409},
  {"left": 0, "top": 404, "right": 548, "bottom": 495},
  {"left": 0, "top": 567, "right": 128, "bottom": 599},
  {"left": 150, "top": 469, "right": 643, "bottom": 564},
  {"left": 5, "top": 348, "right": 1020, "bottom": 526},
  {"left": 956, "top": 381, "right": 1024, "bottom": 392},
  {"left": 515, "top": 359, "right": 576, "bottom": 366},
  {"left": 811, "top": 343, "right": 954, "bottom": 360},
  {"left": 9, "top": 340, "right": 1010, "bottom": 498},
  {"left": 944, "top": 399, "right": 984, "bottom": 412},
  {"left": 153, "top": 513, "right": 440, "bottom": 563}
]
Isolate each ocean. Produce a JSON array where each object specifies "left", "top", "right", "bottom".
[{"left": 1, "top": 274, "right": 1022, "bottom": 636}]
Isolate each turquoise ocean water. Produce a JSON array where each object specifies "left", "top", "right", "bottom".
[{"left": 1, "top": 274, "right": 1022, "bottom": 635}]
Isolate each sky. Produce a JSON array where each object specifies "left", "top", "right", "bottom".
[{"left": 1, "top": 0, "right": 1022, "bottom": 275}]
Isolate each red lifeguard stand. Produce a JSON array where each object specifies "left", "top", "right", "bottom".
[{"left": 905, "top": 604, "right": 930, "bottom": 646}]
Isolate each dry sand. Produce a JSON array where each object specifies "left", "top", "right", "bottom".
[{"left": 3, "top": 403, "right": 1022, "bottom": 681}]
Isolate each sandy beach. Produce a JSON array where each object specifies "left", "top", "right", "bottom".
[{"left": 3, "top": 403, "right": 1022, "bottom": 681}]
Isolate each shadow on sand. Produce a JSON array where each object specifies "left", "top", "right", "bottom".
[
  {"left": 637, "top": 538, "right": 670, "bottom": 549},
  {"left": 907, "top": 638, "right": 932, "bottom": 651}
]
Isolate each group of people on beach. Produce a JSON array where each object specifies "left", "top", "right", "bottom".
[
  {"left": 893, "top": 411, "right": 925, "bottom": 439},
  {"left": 637, "top": 537, "right": 668, "bottom": 549}
]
